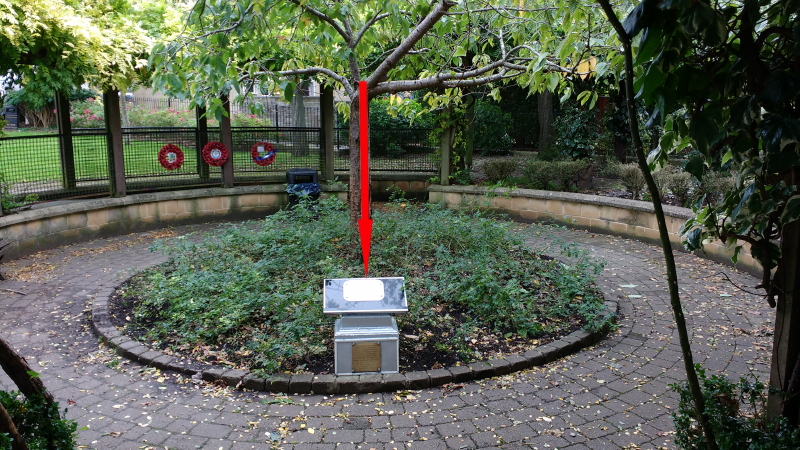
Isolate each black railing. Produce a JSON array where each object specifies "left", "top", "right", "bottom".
[
  {"left": 334, "top": 127, "right": 438, "bottom": 173},
  {"left": 231, "top": 127, "right": 323, "bottom": 183}
]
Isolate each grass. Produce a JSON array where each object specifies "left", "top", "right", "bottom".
[
  {"left": 116, "top": 198, "right": 608, "bottom": 375},
  {"left": 0, "top": 132, "right": 322, "bottom": 184}
]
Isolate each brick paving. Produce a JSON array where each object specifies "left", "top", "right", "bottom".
[{"left": 0, "top": 221, "right": 773, "bottom": 449}]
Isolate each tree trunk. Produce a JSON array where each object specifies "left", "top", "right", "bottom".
[
  {"left": 537, "top": 90, "right": 555, "bottom": 153},
  {"left": 0, "top": 402, "right": 28, "bottom": 450},
  {"left": 464, "top": 94, "right": 475, "bottom": 170},
  {"left": 348, "top": 99, "right": 362, "bottom": 234},
  {"left": 0, "top": 337, "right": 53, "bottom": 405},
  {"left": 119, "top": 94, "right": 130, "bottom": 128},
  {"left": 597, "top": 1, "right": 718, "bottom": 448},
  {"left": 767, "top": 217, "right": 800, "bottom": 425},
  {"left": 290, "top": 82, "right": 309, "bottom": 156}
]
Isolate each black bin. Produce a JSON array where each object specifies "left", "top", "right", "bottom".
[
  {"left": 2, "top": 106, "right": 19, "bottom": 128},
  {"left": 286, "top": 168, "right": 321, "bottom": 208}
]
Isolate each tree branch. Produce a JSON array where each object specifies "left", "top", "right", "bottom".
[
  {"left": 352, "top": 11, "right": 390, "bottom": 48},
  {"left": 245, "top": 67, "right": 354, "bottom": 96},
  {"left": 288, "top": 0, "right": 351, "bottom": 42},
  {"left": 366, "top": 0, "right": 457, "bottom": 89}
]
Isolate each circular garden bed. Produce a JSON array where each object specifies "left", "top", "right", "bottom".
[{"left": 110, "top": 199, "right": 610, "bottom": 377}]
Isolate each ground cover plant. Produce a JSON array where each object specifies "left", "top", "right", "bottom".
[{"left": 114, "top": 198, "right": 607, "bottom": 375}]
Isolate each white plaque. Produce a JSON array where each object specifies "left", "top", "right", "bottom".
[{"left": 343, "top": 279, "right": 385, "bottom": 302}]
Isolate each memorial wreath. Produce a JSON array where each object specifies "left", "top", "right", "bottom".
[
  {"left": 201, "top": 141, "right": 230, "bottom": 166},
  {"left": 158, "top": 144, "right": 185, "bottom": 170},
  {"left": 251, "top": 142, "right": 277, "bottom": 167}
]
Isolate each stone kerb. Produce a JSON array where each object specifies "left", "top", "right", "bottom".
[
  {"left": 428, "top": 184, "right": 761, "bottom": 278},
  {"left": 0, "top": 185, "right": 347, "bottom": 260},
  {"left": 91, "top": 286, "right": 618, "bottom": 394}
]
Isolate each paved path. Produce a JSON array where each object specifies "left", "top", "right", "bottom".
[{"left": 0, "top": 221, "right": 773, "bottom": 449}]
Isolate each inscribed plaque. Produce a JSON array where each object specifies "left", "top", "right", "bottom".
[{"left": 352, "top": 342, "right": 381, "bottom": 372}]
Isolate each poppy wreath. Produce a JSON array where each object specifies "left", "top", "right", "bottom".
[
  {"left": 158, "top": 144, "right": 185, "bottom": 170},
  {"left": 251, "top": 142, "right": 277, "bottom": 167},
  {"left": 201, "top": 141, "right": 230, "bottom": 166}
]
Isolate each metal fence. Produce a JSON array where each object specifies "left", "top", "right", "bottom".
[
  {"left": 334, "top": 127, "right": 439, "bottom": 173},
  {"left": 0, "top": 124, "right": 436, "bottom": 203},
  {"left": 129, "top": 97, "right": 322, "bottom": 128}
]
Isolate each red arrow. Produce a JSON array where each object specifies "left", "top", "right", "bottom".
[{"left": 357, "top": 81, "right": 372, "bottom": 277}]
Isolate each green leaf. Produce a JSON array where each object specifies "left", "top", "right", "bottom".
[
  {"left": 731, "top": 183, "right": 756, "bottom": 220},
  {"left": 453, "top": 46, "right": 466, "bottom": 58},
  {"left": 780, "top": 195, "right": 800, "bottom": 224},
  {"left": 685, "top": 227, "right": 703, "bottom": 250},
  {"left": 683, "top": 155, "right": 705, "bottom": 180}
]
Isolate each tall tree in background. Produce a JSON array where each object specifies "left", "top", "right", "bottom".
[
  {"left": 150, "top": 0, "right": 621, "bottom": 231},
  {"left": 624, "top": 0, "right": 800, "bottom": 426}
]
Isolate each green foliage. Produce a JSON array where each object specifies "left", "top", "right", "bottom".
[
  {"left": 671, "top": 369, "right": 800, "bottom": 449},
  {"left": 483, "top": 159, "right": 518, "bottom": 184},
  {"left": 653, "top": 165, "right": 697, "bottom": 205},
  {"left": 231, "top": 113, "right": 272, "bottom": 128},
  {"left": 627, "top": 0, "right": 799, "bottom": 282},
  {"left": 474, "top": 100, "right": 514, "bottom": 156},
  {"left": 128, "top": 199, "right": 606, "bottom": 374},
  {"left": 699, "top": 171, "right": 736, "bottom": 206},
  {"left": 0, "top": 390, "right": 78, "bottom": 450},
  {"left": 364, "top": 98, "right": 435, "bottom": 157},
  {"left": 612, "top": 162, "right": 646, "bottom": 200},
  {"left": 522, "top": 160, "right": 591, "bottom": 191},
  {"left": 552, "top": 101, "right": 600, "bottom": 160}
]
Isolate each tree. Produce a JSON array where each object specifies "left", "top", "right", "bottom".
[
  {"left": 597, "top": 1, "right": 718, "bottom": 447},
  {"left": 622, "top": 0, "right": 800, "bottom": 426},
  {"left": 150, "top": 0, "right": 620, "bottom": 230}
]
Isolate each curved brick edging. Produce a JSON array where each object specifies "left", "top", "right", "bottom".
[
  {"left": 428, "top": 184, "right": 761, "bottom": 278},
  {"left": 91, "top": 279, "right": 618, "bottom": 394}
]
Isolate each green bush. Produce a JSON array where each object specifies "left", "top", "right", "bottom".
[
  {"left": 613, "top": 163, "right": 646, "bottom": 200},
  {"left": 552, "top": 101, "right": 600, "bottom": 160},
  {"left": 667, "top": 171, "right": 696, "bottom": 206},
  {"left": 1, "top": 172, "right": 38, "bottom": 213},
  {"left": 0, "top": 391, "right": 78, "bottom": 450},
  {"left": 522, "top": 160, "right": 591, "bottom": 191},
  {"left": 700, "top": 171, "right": 736, "bottom": 206},
  {"left": 672, "top": 369, "right": 800, "bottom": 449},
  {"left": 483, "top": 159, "right": 518, "bottom": 183},
  {"left": 358, "top": 98, "right": 434, "bottom": 157},
  {"left": 474, "top": 100, "right": 514, "bottom": 155},
  {"left": 126, "top": 199, "right": 606, "bottom": 374}
]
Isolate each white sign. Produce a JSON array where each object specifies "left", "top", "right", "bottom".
[{"left": 343, "top": 279, "right": 385, "bottom": 302}]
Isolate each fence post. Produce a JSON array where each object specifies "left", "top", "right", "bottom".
[
  {"left": 321, "top": 86, "right": 335, "bottom": 181},
  {"left": 220, "top": 95, "right": 234, "bottom": 188},
  {"left": 439, "top": 107, "right": 451, "bottom": 186},
  {"left": 103, "top": 89, "right": 126, "bottom": 197},
  {"left": 55, "top": 91, "right": 76, "bottom": 190},
  {"left": 195, "top": 106, "right": 210, "bottom": 183}
]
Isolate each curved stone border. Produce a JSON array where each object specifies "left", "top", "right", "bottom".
[
  {"left": 429, "top": 184, "right": 761, "bottom": 277},
  {"left": 91, "top": 278, "right": 617, "bottom": 394}
]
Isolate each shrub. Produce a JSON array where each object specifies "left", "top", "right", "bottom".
[
  {"left": 537, "top": 144, "right": 563, "bottom": 162},
  {"left": 522, "top": 160, "right": 590, "bottom": 191},
  {"left": 700, "top": 171, "right": 736, "bottom": 205},
  {"left": 667, "top": 171, "right": 696, "bottom": 206},
  {"left": 474, "top": 100, "right": 514, "bottom": 155},
  {"left": 0, "top": 390, "right": 78, "bottom": 449},
  {"left": 614, "top": 163, "right": 646, "bottom": 200},
  {"left": 231, "top": 113, "right": 271, "bottom": 127},
  {"left": 552, "top": 101, "right": 600, "bottom": 160},
  {"left": 125, "top": 199, "right": 606, "bottom": 374},
  {"left": 127, "top": 105, "right": 194, "bottom": 127},
  {"left": 672, "top": 369, "right": 800, "bottom": 450},
  {"left": 483, "top": 159, "right": 518, "bottom": 183},
  {"left": 69, "top": 97, "right": 105, "bottom": 128}
]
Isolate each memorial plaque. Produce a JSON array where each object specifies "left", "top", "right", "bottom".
[{"left": 351, "top": 342, "right": 381, "bottom": 372}]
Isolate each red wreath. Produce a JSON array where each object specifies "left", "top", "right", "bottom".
[
  {"left": 251, "top": 142, "right": 277, "bottom": 167},
  {"left": 201, "top": 141, "right": 230, "bottom": 166},
  {"left": 158, "top": 144, "right": 184, "bottom": 170}
]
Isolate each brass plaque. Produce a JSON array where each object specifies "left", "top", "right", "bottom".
[{"left": 352, "top": 342, "right": 381, "bottom": 372}]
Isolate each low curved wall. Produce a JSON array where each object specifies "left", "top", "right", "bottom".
[
  {"left": 0, "top": 185, "right": 347, "bottom": 260},
  {"left": 428, "top": 185, "right": 760, "bottom": 277}
]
